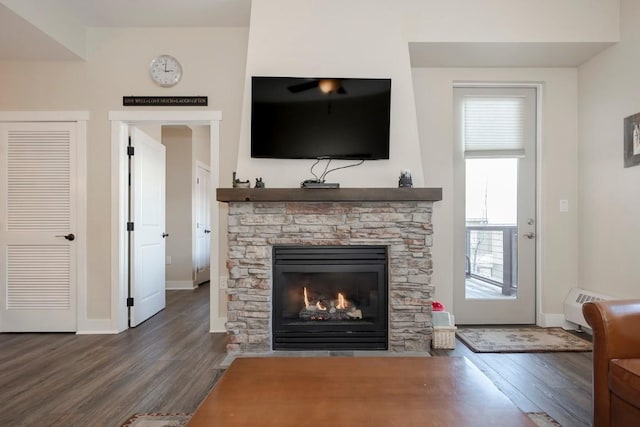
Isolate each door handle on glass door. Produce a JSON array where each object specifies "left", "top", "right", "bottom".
[{"left": 523, "top": 232, "right": 535, "bottom": 239}]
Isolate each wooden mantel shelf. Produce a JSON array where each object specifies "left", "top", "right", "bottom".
[{"left": 216, "top": 187, "right": 442, "bottom": 203}]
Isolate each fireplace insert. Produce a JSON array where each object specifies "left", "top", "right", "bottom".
[{"left": 272, "top": 245, "right": 388, "bottom": 350}]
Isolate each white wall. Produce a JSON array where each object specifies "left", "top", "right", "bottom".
[
  {"left": 162, "top": 126, "right": 194, "bottom": 286},
  {"left": 0, "top": 0, "right": 627, "bottom": 328},
  {"left": 577, "top": 0, "right": 640, "bottom": 299},
  {"left": 235, "top": 0, "right": 425, "bottom": 188},
  {"left": 191, "top": 125, "right": 210, "bottom": 166},
  {"left": 403, "top": 0, "right": 619, "bottom": 42},
  {"left": 412, "top": 68, "right": 579, "bottom": 321},
  {"left": 0, "top": 27, "right": 248, "bottom": 321},
  {"left": 233, "top": 0, "right": 605, "bottom": 322}
]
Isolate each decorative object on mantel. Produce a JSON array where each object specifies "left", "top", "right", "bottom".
[
  {"left": 398, "top": 169, "right": 413, "bottom": 187},
  {"left": 255, "top": 178, "right": 265, "bottom": 188},
  {"left": 624, "top": 112, "right": 640, "bottom": 167},
  {"left": 231, "top": 171, "right": 250, "bottom": 188}
]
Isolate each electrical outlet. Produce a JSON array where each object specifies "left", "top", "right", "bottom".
[
  {"left": 165, "top": 255, "right": 172, "bottom": 265},
  {"left": 560, "top": 199, "right": 569, "bottom": 212}
]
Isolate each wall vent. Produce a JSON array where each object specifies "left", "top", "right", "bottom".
[{"left": 563, "top": 287, "right": 615, "bottom": 328}]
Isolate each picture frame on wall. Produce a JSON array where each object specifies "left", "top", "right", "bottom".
[{"left": 624, "top": 112, "right": 640, "bottom": 167}]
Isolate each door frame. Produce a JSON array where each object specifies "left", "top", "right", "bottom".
[
  {"left": 0, "top": 111, "right": 88, "bottom": 332},
  {"left": 452, "top": 83, "right": 542, "bottom": 325},
  {"left": 109, "top": 110, "right": 223, "bottom": 333}
]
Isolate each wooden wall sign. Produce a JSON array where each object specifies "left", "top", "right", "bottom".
[{"left": 123, "top": 96, "right": 208, "bottom": 106}]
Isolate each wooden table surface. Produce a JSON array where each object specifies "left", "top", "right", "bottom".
[{"left": 188, "top": 356, "right": 535, "bottom": 427}]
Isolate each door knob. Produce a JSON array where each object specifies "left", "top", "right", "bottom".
[
  {"left": 56, "top": 233, "right": 75, "bottom": 241},
  {"left": 162, "top": 233, "right": 169, "bottom": 238},
  {"left": 523, "top": 232, "right": 535, "bottom": 239},
  {"left": 204, "top": 229, "right": 211, "bottom": 234}
]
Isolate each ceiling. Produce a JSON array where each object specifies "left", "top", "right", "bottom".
[
  {"left": 0, "top": 0, "right": 615, "bottom": 66},
  {"left": 58, "top": 0, "right": 252, "bottom": 27},
  {"left": 0, "top": 0, "right": 252, "bottom": 60},
  {"left": 409, "top": 42, "right": 615, "bottom": 68}
]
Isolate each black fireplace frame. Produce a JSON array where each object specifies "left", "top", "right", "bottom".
[{"left": 272, "top": 245, "right": 388, "bottom": 350}]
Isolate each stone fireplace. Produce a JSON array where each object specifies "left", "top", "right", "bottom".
[{"left": 217, "top": 188, "right": 442, "bottom": 353}]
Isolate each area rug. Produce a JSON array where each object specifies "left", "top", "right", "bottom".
[
  {"left": 527, "top": 412, "right": 562, "bottom": 426},
  {"left": 456, "top": 327, "right": 591, "bottom": 353},
  {"left": 120, "top": 412, "right": 191, "bottom": 427},
  {"left": 120, "top": 411, "right": 560, "bottom": 426}
]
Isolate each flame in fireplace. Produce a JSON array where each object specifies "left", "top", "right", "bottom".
[
  {"left": 303, "top": 287, "right": 310, "bottom": 309},
  {"left": 304, "top": 287, "right": 327, "bottom": 310},
  {"left": 303, "top": 287, "right": 348, "bottom": 312},
  {"left": 336, "top": 292, "right": 348, "bottom": 309}
]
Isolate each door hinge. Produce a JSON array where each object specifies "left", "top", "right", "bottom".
[
  {"left": 197, "top": 177, "right": 200, "bottom": 184},
  {"left": 127, "top": 222, "right": 134, "bottom": 231},
  {"left": 127, "top": 146, "right": 135, "bottom": 156},
  {"left": 127, "top": 297, "right": 134, "bottom": 307}
]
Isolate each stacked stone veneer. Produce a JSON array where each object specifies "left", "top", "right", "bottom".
[{"left": 225, "top": 201, "right": 435, "bottom": 353}]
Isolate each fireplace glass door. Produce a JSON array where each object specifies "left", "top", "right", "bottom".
[{"left": 273, "top": 246, "right": 388, "bottom": 350}]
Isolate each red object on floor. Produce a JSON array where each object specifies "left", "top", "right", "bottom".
[{"left": 432, "top": 301, "right": 445, "bottom": 311}]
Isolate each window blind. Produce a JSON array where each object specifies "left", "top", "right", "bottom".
[{"left": 463, "top": 96, "right": 526, "bottom": 158}]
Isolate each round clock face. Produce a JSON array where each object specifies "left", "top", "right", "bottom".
[{"left": 149, "top": 54, "right": 183, "bottom": 87}]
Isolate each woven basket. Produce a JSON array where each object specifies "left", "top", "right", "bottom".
[{"left": 432, "top": 326, "right": 457, "bottom": 349}]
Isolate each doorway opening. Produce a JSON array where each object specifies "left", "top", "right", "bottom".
[{"left": 110, "top": 111, "right": 223, "bottom": 333}]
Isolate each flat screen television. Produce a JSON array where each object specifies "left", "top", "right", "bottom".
[{"left": 251, "top": 76, "right": 391, "bottom": 160}]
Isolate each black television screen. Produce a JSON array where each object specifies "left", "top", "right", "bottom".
[{"left": 251, "top": 76, "right": 391, "bottom": 160}]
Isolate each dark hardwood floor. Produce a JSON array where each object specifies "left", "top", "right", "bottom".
[
  {"left": 0, "top": 285, "right": 593, "bottom": 427},
  {"left": 431, "top": 334, "right": 593, "bottom": 427},
  {"left": 0, "top": 283, "right": 227, "bottom": 427}
]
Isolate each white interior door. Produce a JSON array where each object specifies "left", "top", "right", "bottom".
[
  {"left": 195, "top": 163, "right": 211, "bottom": 285},
  {"left": 453, "top": 86, "right": 537, "bottom": 324},
  {"left": 130, "top": 127, "right": 166, "bottom": 327},
  {"left": 0, "top": 122, "right": 77, "bottom": 331}
]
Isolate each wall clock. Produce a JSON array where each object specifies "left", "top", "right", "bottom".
[{"left": 149, "top": 54, "right": 183, "bottom": 87}]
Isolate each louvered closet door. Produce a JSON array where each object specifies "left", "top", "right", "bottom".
[{"left": 0, "top": 122, "right": 77, "bottom": 332}]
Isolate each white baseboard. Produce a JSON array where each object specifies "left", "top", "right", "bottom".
[
  {"left": 538, "top": 313, "right": 566, "bottom": 328},
  {"left": 166, "top": 280, "right": 197, "bottom": 290},
  {"left": 76, "top": 318, "right": 120, "bottom": 334},
  {"left": 210, "top": 316, "right": 227, "bottom": 333}
]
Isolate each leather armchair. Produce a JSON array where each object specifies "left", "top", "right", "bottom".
[{"left": 583, "top": 300, "right": 640, "bottom": 427}]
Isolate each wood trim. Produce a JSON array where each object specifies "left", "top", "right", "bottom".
[
  {"left": 108, "top": 110, "right": 221, "bottom": 122},
  {"left": 216, "top": 187, "right": 443, "bottom": 203},
  {"left": 0, "top": 111, "right": 90, "bottom": 122}
]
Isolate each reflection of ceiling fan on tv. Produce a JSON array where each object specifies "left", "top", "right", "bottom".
[{"left": 287, "top": 78, "right": 347, "bottom": 94}]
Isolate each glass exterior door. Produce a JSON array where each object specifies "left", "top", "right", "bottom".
[{"left": 453, "top": 86, "right": 537, "bottom": 324}]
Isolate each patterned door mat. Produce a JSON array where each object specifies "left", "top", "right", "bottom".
[
  {"left": 456, "top": 327, "right": 592, "bottom": 353},
  {"left": 527, "top": 412, "right": 562, "bottom": 426},
  {"left": 120, "top": 413, "right": 191, "bottom": 427}
]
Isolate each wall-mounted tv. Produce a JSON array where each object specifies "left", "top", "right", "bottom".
[{"left": 251, "top": 76, "right": 391, "bottom": 160}]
